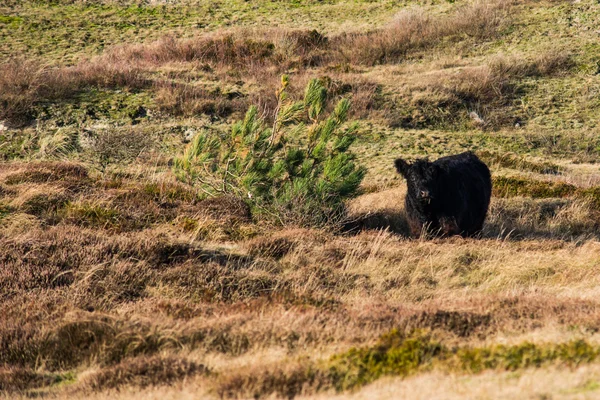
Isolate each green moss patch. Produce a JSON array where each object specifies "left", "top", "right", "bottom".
[
  {"left": 218, "top": 330, "right": 600, "bottom": 398},
  {"left": 492, "top": 176, "right": 600, "bottom": 211},
  {"left": 493, "top": 176, "right": 577, "bottom": 199},
  {"left": 327, "top": 331, "right": 600, "bottom": 391},
  {"left": 454, "top": 340, "right": 599, "bottom": 373},
  {"left": 328, "top": 330, "right": 443, "bottom": 391}
]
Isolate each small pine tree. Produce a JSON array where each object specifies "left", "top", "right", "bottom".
[{"left": 173, "top": 75, "right": 366, "bottom": 227}]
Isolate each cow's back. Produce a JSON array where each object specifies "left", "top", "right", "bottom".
[{"left": 435, "top": 152, "right": 491, "bottom": 235}]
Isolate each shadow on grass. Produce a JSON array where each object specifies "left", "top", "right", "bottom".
[
  {"left": 344, "top": 198, "right": 600, "bottom": 242},
  {"left": 343, "top": 210, "right": 410, "bottom": 237}
]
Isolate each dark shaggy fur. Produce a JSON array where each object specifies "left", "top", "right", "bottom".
[{"left": 394, "top": 151, "right": 492, "bottom": 238}]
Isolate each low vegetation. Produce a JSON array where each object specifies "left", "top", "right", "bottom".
[
  {"left": 2, "top": 0, "right": 600, "bottom": 399},
  {"left": 173, "top": 76, "right": 365, "bottom": 226}
]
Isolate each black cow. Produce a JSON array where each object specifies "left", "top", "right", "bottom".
[{"left": 394, "top": 151, "right": 492, "bottom": 238}]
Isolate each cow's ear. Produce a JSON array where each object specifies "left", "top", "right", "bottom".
[{"left": 394, "top": 158, "right": 409, "bottom": 178}]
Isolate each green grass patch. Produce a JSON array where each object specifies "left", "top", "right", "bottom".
[
  {"left": 0, "top": 15, "right": 23, "bottom": 28},
  {"left": 579, "top": 187, "right": 600, "bottom": 210},
  {"left": 327, "top": 331, "right": 600, "bottom": 391},
  {"left": 143, "top": 182, "right": 197, "bottom": 203},
  {"left": 220, "top": 331, "right": 600, "bottom": 398},
  {"left": 493, "top": 176, "right": 577, "bottom": 199},
  {"left": 454, "top": 340, "right": 599, "bottom": 373},
  {"left": 492, "top": 176, "right": 600, "bottom": 210},
  {"left": 0, "top": 202, "right": 12, "bottom": 220},
  {"left": 0, "top": 1, "right": 402, "bottom": 63},
  {"left": 328, "top": 329, "right": 443, "bottom": 391},
  {"left": 60, "top": 201, "right": 124, "bottom": 229}
]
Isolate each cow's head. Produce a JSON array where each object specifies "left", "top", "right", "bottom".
[{"left": 394, "top": 158, "right": 441, "bottom": 204}]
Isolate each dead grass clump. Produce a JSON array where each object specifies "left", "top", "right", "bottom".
[
  {"left": 159, "top": 261, "right": 281, "bottom": 303},
  {"left": 197, "top": 195, "right": 251, "bottom": 223},
  {"left": 0, "top": 227, "right": 214, "bottom": 291},
  {"left": 10, "top": 186, "right": 70, "bottom": 221},
  {"left": 2, "top": 161, "right": 88, "bottom": 185},
  {"left": 317, "top": 75, "right": 383, "bottom": 120},
  {"left": 0, "top": 58, "right": 147, "bottom": 127},
  {"left": 60, "top": 201, "right": 127, "bottom": 231},
  {"left": 343, "top": 210, "right": 410, "bottom": 236},
  {"left": 339, "top": 0, "right": 511, "bottom": 66},
  {"left": 579, "top": 186, "right": 600, "bottom": 210},
  {"left": 271, "top": 29, "right": 328, "bottom": 69},
  {"left": 154, "top": 82, "right": 247, "bottom": 118},
  {"left": 489, "top": 51, "right": 575, "bottom": 79},
  {"left": 36, "top": 313, "right": 179, "bottom": 369},
  {"left": 112, "top": 34, "right": 275, "bottom": 68},
  {"left": 216, "top": 362, "right": 329, "bottom": 400},
  {"left": 71, "top": 261, "right": 151, "bottom": 311},
  {"left": 0, "top": 367, "right": 65, "bottom": 392},
  {"left": 82, "top": 128, "right": 152, "bottom": 172},
  {"left": 0, "top": 307, "right": 183, "bottom": 371},
  {"left": 245, "top": 229, "right": 316, "bottom": 259},
  {"left": 107, "top": 187, "right": 174, "bottom": 227},
  {"left": 0, "top": 58, "right": 42, "bottom": 127},
  {"left": 0, "top": 183, "right": 15, "bottom": 198},
  {"left": 407, "top": 310, "right": 492, "bottom": 338},
  {"left": 346, "top": 187, "right": 409, "bottom": 234},
  {"left": 484, "top": 197, "right": 600, "bottom": 239},
  {"left": 107, "top": 29, "right": 328, "bottom": 72},
  {"left": 246, "top": 236, "right": 296, "bottom": 259},
  {"left": 109, "top": 232, "right": 194, "bottom": 267},
  {"left": 386, "top": 62, "right": 516, "bottom": 129},
  {"left": 0, "top": 212, "right": 40, "bottom": 235},
  {"left": 143, "top": 180, "right": 197, "bottom": 203},
  {"left": 447, "top": 0, "right": 511, "bottom": 39},
  {"left": 338, "top": 9, "right": 434, "bottom": 66},
  {"left": 85, "top": 355, "right": 207, "bottom": 391},
  {"left": 390, "top": 50, "right": 573, "bottom": 129},
  {"left": 546, "top": 198, "right": 600, "bottom": 236},
  {"left": 67, "top": 59, "right": 147, "bottom": 91}
]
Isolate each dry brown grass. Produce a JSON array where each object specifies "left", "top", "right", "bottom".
[
  {"left": 83, "top": 356, "right": 207, "bottom": 391},
  {"left": 0, "top": 58, "right": 146, "bottom": 127},
  {"left": 338, "top": 0, "right": 511, "bottom": 66},
  {"left": 2, "top": 0, "right": 600, "bottom": 398},
  {"left": 0, "top": 1, "right": 518, "bottom": 127}
]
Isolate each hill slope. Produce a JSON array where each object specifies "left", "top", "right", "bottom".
[{"left": 2, "top": 0, "right": 600, "bottom": 399}]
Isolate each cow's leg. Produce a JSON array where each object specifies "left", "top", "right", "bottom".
[
  {"left": 439, "top": 216, "right": 460, "bottom": 237},
  {"left": 407, "top": 215, "right": 424, "bottom": 238}
]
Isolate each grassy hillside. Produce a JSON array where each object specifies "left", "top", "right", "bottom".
[{"left": 2, "top": 0, "right": 600, "bottom": 399}]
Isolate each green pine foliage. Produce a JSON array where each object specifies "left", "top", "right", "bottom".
[{"left": 173, "top": 75, "right": 366, "bottom": 226}]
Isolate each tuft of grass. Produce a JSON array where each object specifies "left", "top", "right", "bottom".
[
  {"left": 10, "top": 187, "right": 69, "bottom": 221},
  {"left": 328, "top": 329, "right": 444, "bottom": 391},
  {"left": 84, "top": 355, "right": 208, "bottom": 391},
  {"left": 454, "top": 340, "right": 599, "bottom": 373},
  {"left": 60, "top": 201, "right": 124, "bottom": 230},
  {"left": 0, "top": 367, "right": 72, "bottom": 393},
  {"left": 2, "top": 162, "right": 88, "bottom": 185}
]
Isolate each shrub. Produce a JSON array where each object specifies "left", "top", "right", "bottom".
[
  {"left": 83, "top": 128, "right": 151, "bottom": 172},
  {"left": 173, "top": 76, "right": 366, "bottom": 227}
]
